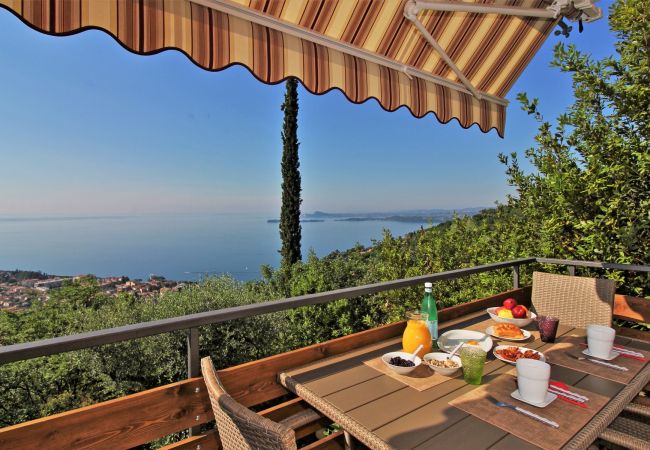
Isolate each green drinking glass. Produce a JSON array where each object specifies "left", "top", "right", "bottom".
[{"left": 460, "top": 346, "right": 487, "bottom": 385}]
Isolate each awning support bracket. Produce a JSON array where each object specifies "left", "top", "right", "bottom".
[
  {"left": 404, "top": 1, "right": 483, "bottom": 101},
  {"left": 403, "top": 0, "right": 602, "bottom": 101}
]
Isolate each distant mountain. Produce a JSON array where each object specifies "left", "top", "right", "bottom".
[
  {"left": 305, "top": 207, "right": 486, "bottom": 223},
  {"left": 266, "top": 219, "right": 324, "bottom": 223}
]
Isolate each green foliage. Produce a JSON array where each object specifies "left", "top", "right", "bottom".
[
  {"left": 279, "top": 77, "right": 302, "bottom": 268},
  {"left": 0, "top": 277, "right": 283, "bottom": 436},
  {"left": 499, "top": 0, "right": 649, "bottom": 296}
]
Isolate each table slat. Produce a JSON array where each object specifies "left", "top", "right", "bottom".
[{"left": 413, "top": 416, "right": 508, "bottom": 450}]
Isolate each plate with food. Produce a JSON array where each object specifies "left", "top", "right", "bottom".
[
  {"left": 486, "top": 323, "right": 531, "bottom": 341},
  {"left": 493, "top": 345, "right": 546, "bottom": 364},
  {"left": 438, "top": 329, "right": 493, "bottom": 354}
]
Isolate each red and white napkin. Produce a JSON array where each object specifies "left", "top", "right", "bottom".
[
  {"left": 612, "top": 344, "right": 647, "bottom": 361},
  {"left": 580, "top": 343, "right": 647, "bottom": 361},
  {"left": 549, "top": 381, "right": 588, "bottom": 408}
]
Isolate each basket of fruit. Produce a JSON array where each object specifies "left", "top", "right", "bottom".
[{"left": 487, "top": 297, "right": 536, "bottom": 327}]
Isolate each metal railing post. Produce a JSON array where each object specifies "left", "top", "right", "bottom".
[
  {"left": 187, "top": 328, "right": 200, "bottom": 377},
  {"left": 568, "top": 265, "right": 576, "bottom": 276},
  {"left": 512, "top": 265, "right": 520, "bottom": 289},
  {"left": 187, "top": 327, "right": 201, "bottom": 437}
]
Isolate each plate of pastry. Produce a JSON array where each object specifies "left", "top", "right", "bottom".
[{"left": 486, "top": 323, "right": 531, "bottom": 341}]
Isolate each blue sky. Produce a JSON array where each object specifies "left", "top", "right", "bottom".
[{"left": 0, "top": 3, "right": 617, "bottom": 216}]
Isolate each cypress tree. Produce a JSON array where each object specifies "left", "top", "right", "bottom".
[{"left": 279, "top": 78, "right": 302, "bottom": 266}]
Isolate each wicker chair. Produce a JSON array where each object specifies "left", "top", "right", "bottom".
[
  {"left": 201, "top": 356, "right": 321, "bottom": 450},
  {"left": 531, "top": 272, "right": 650, "bottom": 449},
  {"left": 531, "top": 271, "right": 616, "bottom": 328},
  {"left": 599, "top": 400, "right": 650, "bottom": 450}
]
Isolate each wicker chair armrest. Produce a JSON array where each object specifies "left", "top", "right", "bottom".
[
  {"left": 624, "top": 401, "right": 650, "bottom": 419},
  {"left": 599, "top": 427, "right": 650, "bottom": 450}
]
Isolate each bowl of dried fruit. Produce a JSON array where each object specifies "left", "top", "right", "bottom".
[
  {"left": 423, "top": 352, "right": 462, "bottom": 376},
  {"left": 381, "top": 351, "right": 422, "bottom": 375}
]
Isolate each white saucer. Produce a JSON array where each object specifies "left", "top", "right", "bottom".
[
  {"left": 511, "top": 389, "right": 557, "bottom": 408},
  {"left": 582, "top": 348, "right": 619, "bottom": 361}
]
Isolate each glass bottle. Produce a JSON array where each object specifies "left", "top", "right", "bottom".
[
  {"left": 402, "top": 311, "right": 432, "bottom": 358},
  {"left": 420, "top": 282, "right": 438, "bottom": 342}
]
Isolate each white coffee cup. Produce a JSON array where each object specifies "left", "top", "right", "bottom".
[
  {"left": 587, "top": 325, "right": 616, "bottom": 359},
  {"left": 516, "top": 359, "right": 551, "bottom": 404}
]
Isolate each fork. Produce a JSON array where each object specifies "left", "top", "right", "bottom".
[
  {"left": 565, "top": 352, "right": 629, "bottom": 371},
  {"left": 486, "top": 395, "right": 559, "bottom": 428}
]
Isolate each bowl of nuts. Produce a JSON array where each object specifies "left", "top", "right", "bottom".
[{"left": 423, "top": 352, "right": 462, "bottom": 376}]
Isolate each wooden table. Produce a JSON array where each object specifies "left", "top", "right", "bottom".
[{"left": 279, "top": 312, "right": 650, "bottom": 450}]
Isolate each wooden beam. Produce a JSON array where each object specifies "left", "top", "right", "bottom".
[
  {"left": 613, "top": 294, "right": 650, "bottom": 323},
  {"left": 160, "top": 430, "right": 220, "bottom": 450},
  {"left": 615, "top": 325, "right": 650, "bottom": 343},
  {"left": 218, "top": 287, "right": 531, "bottom": 406},
  {"left": 301, "top": 431, "right": 345, "bottom": 450},
  {"left": 0, "top": 378, "right": 214, "bottom": 450},
  {"left": 217, "top": 320, "right": 408, "bottom": 406},
  {"left": 437, "top": 287, "right": 531, "bottom": 322},
  {"left": 258, "top": 397, "right": 308, "bottom": 422},
  {"left": 294, "top": 418, "right": 331, "bottom": 440}
]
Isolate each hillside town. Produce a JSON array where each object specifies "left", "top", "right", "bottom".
[{"left": 0, "top": 270, "right": 185, "bottom": 311}]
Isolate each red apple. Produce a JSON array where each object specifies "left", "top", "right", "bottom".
[
  {"left": 512, "top": 305, "right": 527, "bottom": 319},
  {"left": 502, "top": 298, "right": 518, "bottom": 310}
]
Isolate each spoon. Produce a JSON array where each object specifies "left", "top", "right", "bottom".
[
  {"left": 447, "top": 342, "right": 464, "bottom": 360},
  {"left": 410, "top": 344, "right": 424, "bottom": 361}
]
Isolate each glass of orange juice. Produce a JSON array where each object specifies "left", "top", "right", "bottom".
[{"left": 402, "top": 311, "right": 432, "bottom": 358}]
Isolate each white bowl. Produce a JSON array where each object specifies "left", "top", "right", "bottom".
[
  {"left": 438, "top": 329, "right": 493, "bottom": 354},
  {"left": 423, "top": 352, "right": 462, "bottom": 376},
  {"left": 382, "top": 351, "right": 422, "bottom": 375},
  {"left": 487, "top": 307, "right": 536, "bottom": 327}
]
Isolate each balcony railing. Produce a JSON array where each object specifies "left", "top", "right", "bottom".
[{"left": 1, "top": 257, "right": 648, "bottom": 369}]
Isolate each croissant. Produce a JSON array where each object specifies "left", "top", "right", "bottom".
[{"left": 494, "top": 323, "right": 524, "bottom": 339}]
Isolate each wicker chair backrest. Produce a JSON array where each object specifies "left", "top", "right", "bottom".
[
  {"left": 531, "top": 271, "right": 615, "bottom": 328},
  {"left": 201, "top": 357, "right": 297, "bottom": 450}
]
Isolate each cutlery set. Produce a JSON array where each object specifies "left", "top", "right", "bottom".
[
  {"left": 489, "top": 380, "right": 591, "bottom": 427},
  {"left": 487, "top": 395, "right": 560, "bottom": 428},
  {"left": 565, "top": 351, "right": 629, "bottom": 371}
]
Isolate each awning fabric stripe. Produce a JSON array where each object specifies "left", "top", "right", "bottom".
[{"left": 0, "top": 0, "right": 559, "bottom": 136}]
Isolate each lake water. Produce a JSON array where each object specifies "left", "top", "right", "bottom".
[{"left": 0, "top": 214, "right": 430, "bottom": 281}]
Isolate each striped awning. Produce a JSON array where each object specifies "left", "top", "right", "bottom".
[{"left": 0, "top": 0, "right": 587, "bottom": 136}]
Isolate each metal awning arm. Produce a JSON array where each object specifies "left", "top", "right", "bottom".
[
  {"left": 404, "top": 1, "right": 483, "bottom": 100},
  {"left": 409, "top": 0, "right": 602, "bottom": 21},
  {"left": 404, "top": 0, "right": 602, "bottom": 101}
]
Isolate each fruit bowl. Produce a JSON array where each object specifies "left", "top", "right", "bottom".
[
  {"left": 381, "top": 351, "right": 422, "bottom": 375},
  {"left": 487, "top": 307, "right": 536, "bottom": 327}
]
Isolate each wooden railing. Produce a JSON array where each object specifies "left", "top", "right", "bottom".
[{"left": 0, "top": 258, "right": 648, "bottom": 449}]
